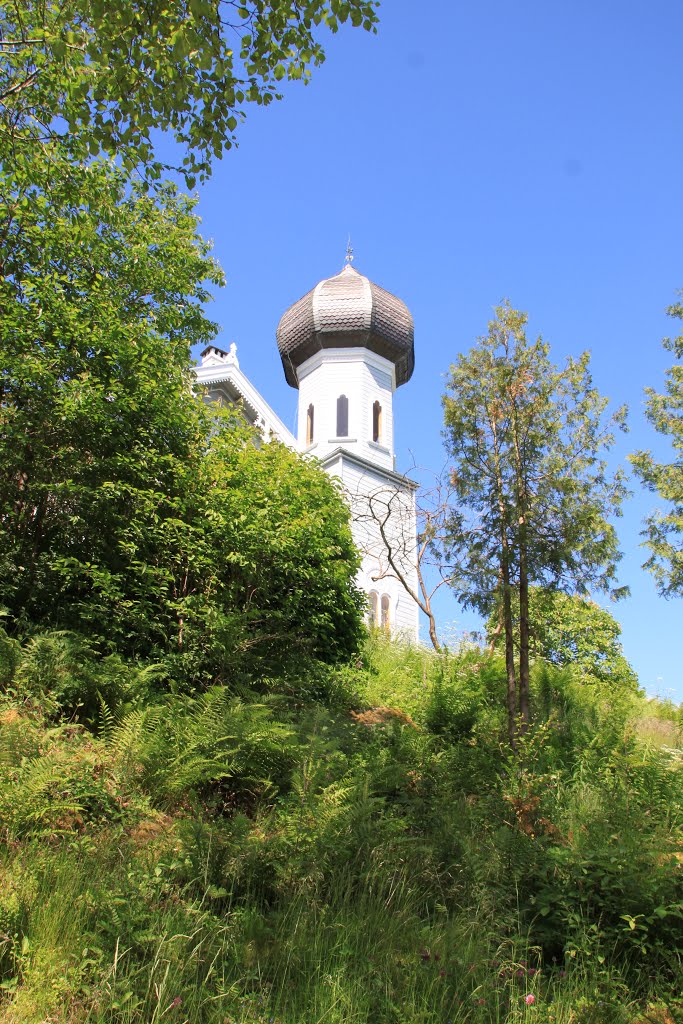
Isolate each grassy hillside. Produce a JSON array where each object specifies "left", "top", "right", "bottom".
[{"left": 0, "top": 629, "right": 681, "bottom": 1023}]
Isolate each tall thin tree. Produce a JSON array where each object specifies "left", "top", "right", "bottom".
[
  {"left": 442, "top": 303, "right": 628, "bottom": 747},
  {"left": 631, "top": 293, "right": 683, "bottom": 596}
]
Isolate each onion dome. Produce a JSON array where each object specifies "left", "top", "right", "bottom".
[{"left": 276, "top": 264, "right": 415, "bottom": 389}]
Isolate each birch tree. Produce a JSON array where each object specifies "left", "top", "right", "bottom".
[{"left": 442, "top": 303, "right": 628, "bottom": 747}]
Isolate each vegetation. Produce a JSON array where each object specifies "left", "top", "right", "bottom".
[
  {"left": 487, "top": 588, "right": 639, "bottom": 691},
  {"left": 631, "top": 293, "right": 683, "bottom": 596},
  {"left": 1, "top": 5, "right": 681, "bottom": 1019},
  {"left": 0, "top": 0, "right": 379, "bottom": 185},
  {"left": 442, "top": 303, "right": 628, "bottom": 745},
  {"left": 1, "top": 136, "right": 679, "bottom": 1019},
  {"left": 0, "top": 629, "right": 680, "bottom": 1023},
  {"left": 355, "top": 465, "right": 459, "bottom": 653},
  {"left": 0, "top": 150, "right": 364, "bottom": 683}
]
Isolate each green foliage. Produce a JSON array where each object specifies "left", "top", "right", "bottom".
[
  {"left": 0, "top": 638, "right": 681, "bottom": 1020},
  {"left": 424, "top": 659, "right": 483, "bottom": 739},
  {"left": 0, "top": 712, "right": 124, "bottom": 841},
  {"left": 530, "top": 663, "right": 637, "bottom": 770},
  {"left": 0, "top": 152, "right": 363, "bottom": 676},
  {"left": 171, "top": 424, "right": 364, "bottom": 681},
  {"left": 443, "top": 302, "right": 629, "bottom": 617},
  {"left": 488, "top": 588, "right": 639, "bottom": 690},
  {"left": 631, "top": 293, "right": 683, "bottom": 596},
  {"left": 10, "top": 630, "right": 150, "bottom": 720},
  {"left": 0, "top": 626, "right": 20, "bottom": 686},
  {"left": 442, "top": 302, "right": 629, "bottom": 742},
  {"left": 531, "top": 743, "right": 683, "bottom": 981},
  {"left": 0, "top": 0, "right": 379, "bottom": 184},
  {"left": 0, "top": 153, "right": 221, "bottom": 654},
  {"left": 110, "top": 688, "right": 299, "bottom": 804}
]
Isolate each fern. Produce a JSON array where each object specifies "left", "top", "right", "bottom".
[
  {"left": 0, "top": 747, "right": 121, "bottom": 839},
  {"left": 107, "top": 689, "right": 298, "bottom": 804},
  {"left": 13, "top": 630, "right": 160, "bottom": 720},
  {"left": 97, "top": 696, "right": 116, "bottom": 744}
]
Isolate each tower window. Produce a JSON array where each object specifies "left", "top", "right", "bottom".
[
  {"left": 306, "top": 403, "right": 314, "bottom": 445},
  {"left": 380, "top": 594, "right": 391, "bottom": 631},
  {"left": 368, "top": 591, "right": 379, "bottom": 628},
  {"left": 336, "top": 394, "right": 349, "bottom": 437},
  {"left": 372, "top": 401, "right": 382, "bottom": 444}
]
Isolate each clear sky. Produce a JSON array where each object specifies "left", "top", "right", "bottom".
[{"left": 184, "top": 0, "right": 683, "bottom": 700}]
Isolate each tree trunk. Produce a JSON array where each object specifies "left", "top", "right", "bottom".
[
  {"left": 510, "top": 380, "right": 531, "bottom": 736},
  {"left": 417, "top": 559, "right": 442, "bottom": 652},
  {"left": 370, "top": 491, "right": 443, "bottom": 652},
  {"left": 427, "top": 611, "right": 441, "bottom": 652},
  {"left": 518, "top": 533, "right": 530, "bottom": 734},
  {"left": 501, "top": 554, "right": 518, "bottom": 749},
  {"left": 490, "top": 415, "right": 517, "bottom": 748},
  {"left": 488, "top": 565, "right": 504, "bottom": 654}
]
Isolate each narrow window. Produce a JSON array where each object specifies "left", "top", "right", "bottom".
[
  {"left": 368, "top": 591, "right": 379, "bottom": 628},
  {"left": 306, "top": 403, "right": 314, "bottom": 445},
  {"left": 336, "top": 394, "right": 349, "bottom": 437},
  {"left": 380, "top": 594, "right": 390, "bottom": 631},
  {"left": 372, "top": 401, "right": 382, "bottom": 444}
]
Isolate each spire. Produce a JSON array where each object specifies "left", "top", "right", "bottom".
[{"left": 344, "top": 236, "right": 354, "bottom": 267}]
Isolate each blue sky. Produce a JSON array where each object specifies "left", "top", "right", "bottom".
[{"left": 185, "top": 0, "right": 683, "bottom": 699}]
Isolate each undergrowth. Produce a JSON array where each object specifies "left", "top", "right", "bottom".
[{"left": 0, "top": 628, "right": 681, "bottom": 1023}]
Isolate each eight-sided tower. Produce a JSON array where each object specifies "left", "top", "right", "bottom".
[{"left": 277, "top": 260, "right": 419, "bottom": 640}]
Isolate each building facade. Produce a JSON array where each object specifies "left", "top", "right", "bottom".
[{"left": 194, "top": 262, "right": 420, "bottom": 642}]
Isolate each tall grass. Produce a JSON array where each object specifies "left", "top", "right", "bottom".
[{"left": 0, "top": 630, "right": 681, "bottom": 1023}]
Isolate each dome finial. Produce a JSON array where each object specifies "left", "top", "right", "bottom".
[{"left": 345, "top": 236, "right": 354, "bottom": 267}]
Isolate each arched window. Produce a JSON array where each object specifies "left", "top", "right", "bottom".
[
  {"left": 306, "top": 403, "right": 314, "bottom": 445},
  {"left": 336, "top": 394, "right": 349, "bottom": 437},
  {"left": 380, "top": 594, "right": 391, "bottom": 632},
  {"left": 372, "top": 401, "right": 382, "bottom": 444},
  {"left": 368, "top": 591, "right": 379, "bottom": 628}
]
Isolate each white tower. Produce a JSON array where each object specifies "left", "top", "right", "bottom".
[{"left": 276, "top": 260, "right": 420, "bottom": 641}]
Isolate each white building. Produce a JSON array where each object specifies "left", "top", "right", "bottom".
[{"left": 194, "top": 261, "right": 420, "bottom": 642}]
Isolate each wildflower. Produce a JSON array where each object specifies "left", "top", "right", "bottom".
[
  {"left": 169, "top": 997, "right": 183, "bottom": 1009},
  {"left": 476, "top": 998, "right": 486, "bottom": 1006},
  {"left": 525, "top": 994, "right": 536, "bottom": 1006},
  {"left": 420, "top": 948, "right": 431, "bottom": 961},
  {"left": 516, "top": 968, "right": 526, "bottom": 977},
  {"left": 439, "top": 969, "right": 446, "bottom": 978}
]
